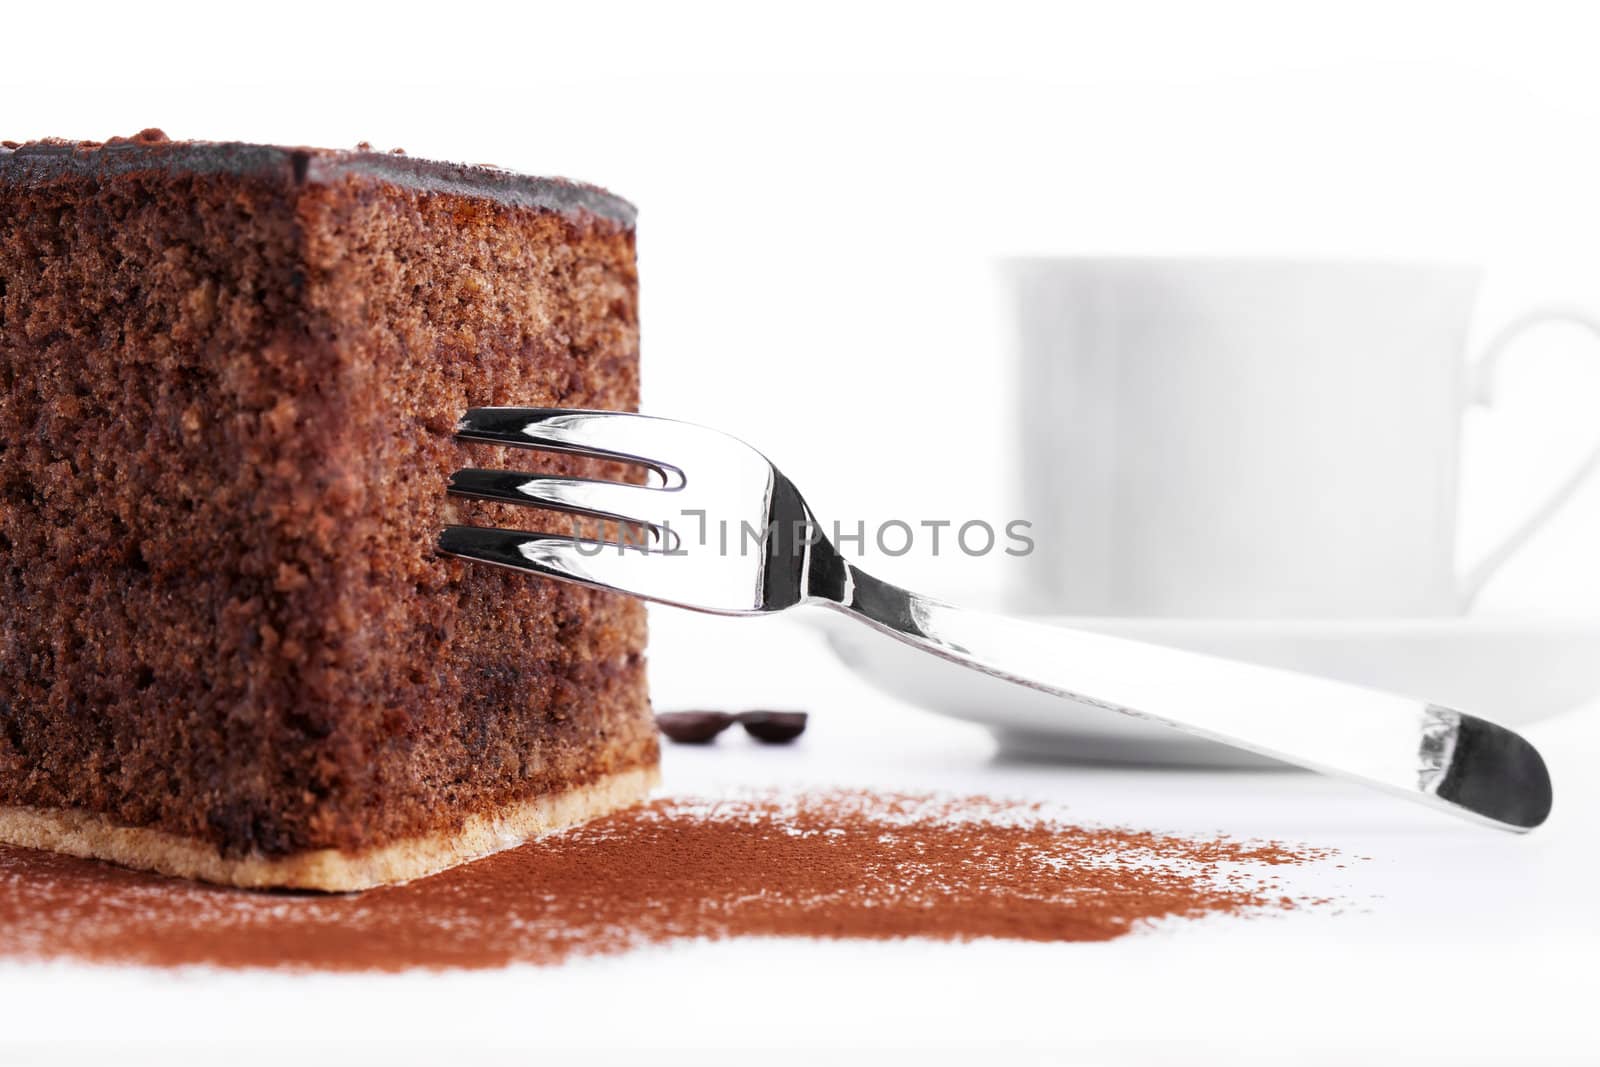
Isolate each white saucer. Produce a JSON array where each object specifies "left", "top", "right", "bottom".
[{"left": 821, "top": 613, "right": 1600, "bottom": 767}]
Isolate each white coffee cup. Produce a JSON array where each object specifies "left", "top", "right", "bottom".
[{"left": 1006, "top": 257, "right": 1600, "bottom": 618}]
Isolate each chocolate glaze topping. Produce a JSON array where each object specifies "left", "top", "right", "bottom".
[{"left": 0, "top": 128, "right": 636, "bottom": 226}]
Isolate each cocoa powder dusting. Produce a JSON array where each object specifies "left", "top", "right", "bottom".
[{"left": 0, "top": 792, "right": 1335, "bottom": 971}]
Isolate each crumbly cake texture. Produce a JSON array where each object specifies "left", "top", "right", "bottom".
[{"left": 0, "top": 130, "right": 658, "bottom": 889}]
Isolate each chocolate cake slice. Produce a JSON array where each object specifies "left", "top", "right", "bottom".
[{"left": 0, "top": 131, "right": 658, "bottom": 890}]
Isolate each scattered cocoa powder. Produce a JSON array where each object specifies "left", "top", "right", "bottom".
[{"left": 0, "top": 791, "right": 1335, "bottom": 971}]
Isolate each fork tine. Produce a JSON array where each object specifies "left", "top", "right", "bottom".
[
  {"left": 438, "top": 525, "right": 680, "bottom": 602},
  {"left": 447, "top": 469, "right": 671, "bottom": 534},
  {"left": 456, "top": 408, "right": 686, "bottom": 488}
]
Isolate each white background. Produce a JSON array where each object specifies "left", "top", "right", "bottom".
[{"left": 4, "top": 2, "right": 1600, "bottom": 1063}]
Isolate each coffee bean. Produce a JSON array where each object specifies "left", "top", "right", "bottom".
[
  {"left": 738, "top": 710, "right": 808, "bottom": 744},
  {"left": 655, "top": 711, "right": 735, "bottom": 744}
]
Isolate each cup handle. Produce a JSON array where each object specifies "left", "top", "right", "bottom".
[{"left": 1459, "top": 306, "right": 1600, "bottom": 608}]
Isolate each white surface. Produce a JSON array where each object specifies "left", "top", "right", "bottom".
[
  {"left": 2, "top": 613, "right": 1597, "bottom": 1063},
  {"left": 1010, "top": 258, "right": 1486, "bottom": 618},
  {"left": 825, "top": 612, "right": 1600, "bottom": 765}
]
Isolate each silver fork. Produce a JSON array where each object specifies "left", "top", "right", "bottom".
[{"left": 439, "top": 407, "right": 1553, "bottom": 832}]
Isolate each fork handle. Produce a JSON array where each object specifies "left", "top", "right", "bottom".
[{"left": 821, "top": 566, "right": 1552, "bottom": 831}]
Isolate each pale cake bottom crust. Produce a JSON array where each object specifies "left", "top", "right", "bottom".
[{"left": 0, "top": 765, "right": 660, "bottom": 892}]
